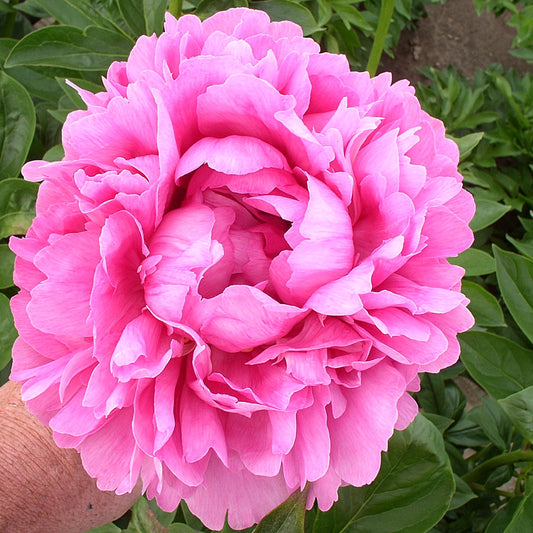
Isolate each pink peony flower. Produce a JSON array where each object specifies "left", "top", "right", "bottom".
[{"left": 10, "top": 8, "right": 474, "bottom": 530}]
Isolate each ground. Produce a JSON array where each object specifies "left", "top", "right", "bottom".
[{"left": 381, "top": 0, "right": 533, "bottom": 85}]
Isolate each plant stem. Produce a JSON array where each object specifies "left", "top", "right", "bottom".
[
  {"left": 462, "top": 450, "right": 533, "bottom": 484},
  {"left": 470, "top": 482, "right": 515, "bottom": 499},
  {"left": 366, "top": 0, "right": 396, "bottom": 77},
  {"left": 2, "top": 0, "right": 20, "bottom": 39},
  {"left": 168, "top": 0, "right": 183, "bottom": 19}
]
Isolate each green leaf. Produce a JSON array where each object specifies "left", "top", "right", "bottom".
[
  {"left": 452, "top": 131, "right": 484, "bottom": 160},
  {"left": 252, "top": 1, "right": 321, "bottom": 35},
  {"left": 253, "top": 488, "right": 307, "bottom": 533},
  {"left": 0, "top": 293, "right": 16, "bottom": 371},
  {"left": 417, "top": 373, "right": 465, "bottom": 420},
  {"left": 0, "top": 38, "right": 79, "bottom": 102},
  {"left": 147, "top": 498, "right": 177, "bottom": 527},
  {"left": 485, "top": 464, "right": 514, "bottom": 490},
  {"left": 460, "top": 331, "right": 533, "bottom": 399},
  {"left": 503, "top": 480, "right": 533, "bottom": 532},
  {"left": 462, "top": 280, "right": 506, "bottom": 327},
  {"left": 168, "top": 525, "right": 201, "bottom": 533},
  {"left": 500, "top": 386, "right": 533, "bottom": 443},
  {"left": 118, "top": 0, "right": 146, "bottom": 36},
  {"left": 507, "top": 235, "right": 533, "bottom": 260},
  {"left": 20, "top": 0, "right": 131, "bottom": 37},
  {"left": 448, "top": 474, "right": 476, "bottom": 511},
  {"left": 0, "top": 72, "right": 36, "bottom": 180},
  {"left": 422, "top": 413, "right": 454, "bottom": 434},
  {"left": 0, "top": 245, "right": 15, "bottom": 290},
  {"left": 470, "top": 199, "right": 512, "bottom": 231},
  {"left": 0, "top": 1, "right": 14, "bottom": 13},
  {"left": 485, "top": 497, "right": 523, "bottom": 533},
  {"left": 494, "top": 246, "right": 533, "bottom": 345},
  {"left": 195, "top": 0, "right": 249, "bottom": 19},
  {"left": 469, "top": 396, "right": 512, "bottom": 451},
  {"left": 311, "top": 415, "right": 454, "bottom": 533},
  {"left": 445, "top": 413, "right": 490, "bottom": 448},
  {"left": 449, "top": 248, "right": 495, "bottom": 276},
  {"left": 124, "top": 497, "right": 170, "bottom": 533},
  {"left": 5, "top": 25, "right": 133, "bottom": 71},
  {"left": 143, "top": 0, "right": 169, "bottom": 35},
  {"left": 0, "top": 212, "right": 34, "bottom": 239},
  {"left": 0, "top": 178, "right": 38, "bottom": 215},
  {"left": 329, "top": 0, "right": 372, "bottom": 32},
  {"left": 43, "top": 145, "right": 65, "bottom": 162},
  {"left": 86, "top": 524, "right": 121, "bottom": 533},
  {"left": 179, "top": 502, "right": 204, "bottom": 531},
  {"left": 315, "top": 0, "right": 333, "bottom": 27}
]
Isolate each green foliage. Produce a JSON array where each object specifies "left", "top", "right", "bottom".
[
  {"left": 1, "top": 1, "right": 533, "bottom": 533},
  {"left": 310, "top": 415, "right": 454, "bottom": 533},
  {"left": 254, "top": 488, "right": 307, "bottom": 533},
  {"left": 414, "top": 19, "right": 533, "bottom": 525}
]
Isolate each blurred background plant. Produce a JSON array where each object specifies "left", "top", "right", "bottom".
[{"left": 1, "top": 1, "right": 533, "bottom": 532}]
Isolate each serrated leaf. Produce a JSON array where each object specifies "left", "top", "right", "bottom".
[
  {"left": 462, "top": 280, "right": 506, "bottom": 327},
  {"left": 500, "top": 386, "right": 533, "bottom": 443},
  {"left": 311, "top": 415, "right": 454, "bottom": 533},
  {"left": 449, "top": 247, "right": 495, "bottom": 276},
  {"left": 460, "top": 331, "right": 533, "bottom": 399},
  {"left": 0, "top": 72, "right": 36, "bottom": 180},
  {"left": 253, "top": 488, "right": 307, "bottom": 533},
  {"left": 470, "top": 199, "right": 511, "bottom": 231},
  {"left": 5, "top": 25, "right": 133, "bottom": 71},
  {"left": 0, "top": 293, "right": 16, "bottom": 371},
  {"left": 494, "top": 246, "right": 533, "bottom": 344}
]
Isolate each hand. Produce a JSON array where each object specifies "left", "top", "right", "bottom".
[{"left": 0, "top": 380, "right": 141, "bottom": 533}]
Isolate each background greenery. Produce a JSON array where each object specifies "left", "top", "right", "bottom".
[{"left": 1, "top": 1, "right": 533, "bottom": 532}]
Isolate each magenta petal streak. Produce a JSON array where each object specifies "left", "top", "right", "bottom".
[{"left": 10, "top": 8, "right": 474, "bottom": 531}]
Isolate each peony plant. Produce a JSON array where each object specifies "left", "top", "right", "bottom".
[{"left": 7, "top": 6, "right": 474, "bottom": 531}]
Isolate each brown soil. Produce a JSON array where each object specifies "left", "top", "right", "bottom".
[{"left": 380, "top": 0, "right": 533, "bottom": 85}]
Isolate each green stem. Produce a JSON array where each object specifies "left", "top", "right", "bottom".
[
  {"left": 470, "top": 482, "right": 515, "bottom": 499},
  {"left": 462, "top": 450, "right": 533, "bottom": 484},
  {"left": 168, "top": 0, "right": 183, "bottom": 19},
  {"left": 366, "top": 0, "right": 396, "bottom": 77},
  {"left": 2, "top": 0, "right": 20, "bottom": 39}
]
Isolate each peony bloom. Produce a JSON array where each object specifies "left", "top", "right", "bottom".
[{"left": 10, "top": 8, "right": 474, "bottom": 530}]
